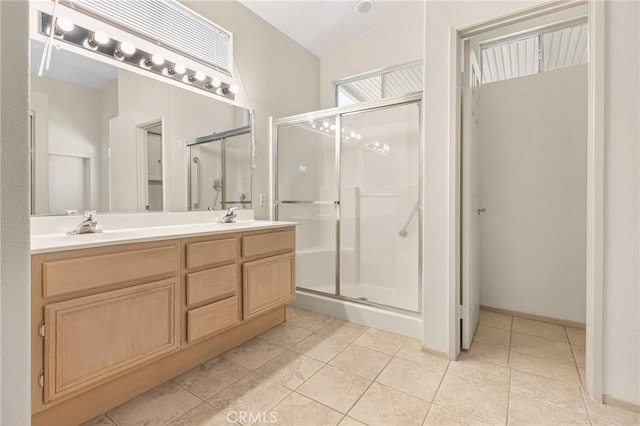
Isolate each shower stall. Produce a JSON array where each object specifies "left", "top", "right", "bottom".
[
  {"left": 273, "top": 94, "right": 422, "bottom": 335},
  {"left": 188, "top": 125, "right": 253, "bottom": 211}
]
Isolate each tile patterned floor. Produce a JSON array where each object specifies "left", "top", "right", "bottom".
[{"left": 85, "top": 307, "right": 640, "bottom": 426}]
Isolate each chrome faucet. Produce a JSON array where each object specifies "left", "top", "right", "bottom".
[
  {"left": 67, "top": 211, "right": 103, "bottom": 235},
  {"left": 219, "top": 207, "right": 238, "bottom": 223}
]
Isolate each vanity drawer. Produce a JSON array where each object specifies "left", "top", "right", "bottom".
[
  {"left": 185, "top": 238, "right": 237, "bottom": 270},
  {"left": 187, "top": 296, "right": 240, "bottom": 342},
  {"left": 43, "top": 245, "right": 179, "bottom": 298},
  {"left": 186, "top": 264, "right": 237, "bottom": 307},
  {"left": 241, "top": 230, "right": 295, "bottom": 258}
]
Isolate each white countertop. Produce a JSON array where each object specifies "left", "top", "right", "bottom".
[{"left": 31, "top": 220, "right": 297, "bottom": 254}]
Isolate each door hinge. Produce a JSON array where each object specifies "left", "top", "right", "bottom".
[
  {"left": 38, "top": 320, "right": 45, "bottom": 338},
  {"left": 457, "top": 305, "right": 466, "bottom": 320},
  {"left": 38, "top": 370, "right": 45, "bottom": 388}
]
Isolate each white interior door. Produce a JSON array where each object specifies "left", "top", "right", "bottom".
[
  {"left": 48, "top": 154, "right": 89, "bottom": 215},
  {"left": 461, "top": 40, "right": 482, "bottom": 350}
]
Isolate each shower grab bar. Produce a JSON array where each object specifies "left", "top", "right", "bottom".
[
  {"left": 221, "top": 200, "right": 252, "bottom": 205},
  {"left": 399, "top": 201, "right": 420, "bottom": 238},
  {"left": 192, "top": 157, "right": 200, "bottom": 209},
  {"left": 355, "top": 191, "right": 395, "bottom": 197},
  {"left": 277, "top": 200, "right": 339, "bottom": 205}
]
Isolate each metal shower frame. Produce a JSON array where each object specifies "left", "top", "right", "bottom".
[{"left": 271, "top": 93, "right": 423, "bottom": 315}]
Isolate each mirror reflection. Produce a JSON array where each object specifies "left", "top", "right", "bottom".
[{"left": 29, "top": 39, "right": 252, "bottom": 215}]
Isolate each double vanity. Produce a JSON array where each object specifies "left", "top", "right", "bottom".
[{"left": 30, "top": 211, "right": 296, "bottom": 425}]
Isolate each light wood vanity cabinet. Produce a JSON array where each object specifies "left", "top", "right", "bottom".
[
  {"left": 31, "top": 226, "right": 295, "bottom": 426},
  {"left": 43, "top": 278, "right": 180, "bottom": 403}
]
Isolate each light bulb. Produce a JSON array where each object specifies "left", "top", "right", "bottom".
[
  {"left": 350, "top": 132, "right": 356, "bottom": 138},
  {"left": 93, "top": 31, "right": 109, "bottom": 45},
  {"left": 55, "top": 17, "right": 74, "bottom": 33},
  {"left": 194, "top": 71, "right": 206, "bottom": 81},
  {"left": 330, "top": 124, "right": 336, "bottom": 131},
  {"left": 229, "top": 84, "right": 239, "bottom": 94},
  {"left": 356, "top": 134, "right": 362, "bottom": 140},
  {"left": 173, "top": 63, "right": 186, "bottom": 74},
  {"left": 323, "top": 121, "right": 330, "bottom": 128},
  {"left": 151, "top": 54, "right": 165, "bottom": 66},
  {"left": 210, "top": 78, "right": 221, "bottom": 88},
  {"left": 115, "top": 41, "right": 136, "bottom": 59}
]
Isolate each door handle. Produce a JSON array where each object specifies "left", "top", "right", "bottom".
[{"left": 477, "top": 208, "right": 487, "bottom": 215}]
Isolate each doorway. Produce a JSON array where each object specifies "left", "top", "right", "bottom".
[
  {"left": 458, "top": 2, "right": 592, "bottom": 387},
  {"left": 136, "top": 119, "right": 164, "bottom": 212}
]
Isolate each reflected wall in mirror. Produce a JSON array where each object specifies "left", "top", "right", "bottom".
[{"left": 29, "top": 39, "right": 252, "bottom": 215}]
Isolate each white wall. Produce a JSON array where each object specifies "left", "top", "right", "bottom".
[
  {"left": 320, "top": 3, "right": 423, "bottom": 108},
  {"left": 602, "top": 0, "right": 639, "bottom": 406},
  {"left": 183, "top": 0, "right": 321, "bottom": 220},
  {"left": 0, "top": 1, "right": 31, "bottom": 424},
  {"left": 423, "top": 0, "right": 639, "bottom": 406},
  {"left": 478, "top": 65, "right": 587, "bottom": 323},
  {"left": 31, "top": 76, "right": 109, "bottom": 213}
]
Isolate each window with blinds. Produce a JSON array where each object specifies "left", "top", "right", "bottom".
[
  {"left": 481, "top": 20, "right": 588, "bottom": 84},
  {"left": 336, "top": 62, "right": 423, "bottom": 107},
  {"left": 67, "top": 0, "right": 233, "bottom": 76}
]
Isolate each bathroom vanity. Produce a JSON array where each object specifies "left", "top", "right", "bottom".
[{"left": 30, "top": 219, "right": 296, "bottom": 425}]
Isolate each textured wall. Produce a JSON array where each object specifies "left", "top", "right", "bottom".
[
  {"left": 0, "top": 1, "right": 31, "bottom": 424},
  {"left": 602, "top": 0, "right": 639, "bottom": 406}
]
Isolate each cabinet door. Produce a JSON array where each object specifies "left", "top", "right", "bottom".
[
  {"left": 242, "top": 253, "right": 295, "bottom": 320},
  {"left": 43, "top": 279, "right": 180, "bottom": 402}
]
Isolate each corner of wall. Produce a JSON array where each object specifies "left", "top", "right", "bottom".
[{"left": 0, "top": 1, "right": 32, "bottom": 423}]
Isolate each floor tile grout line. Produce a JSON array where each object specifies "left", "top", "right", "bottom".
[
  {"left": 579, "top": 386, "right": 595, "bottom": 426},
  {"left": 161, "top": 399, "right": 209, "bottom": 426},
  {"left": 286, "top": 389, "right": 354, "bottom": 419},
  {"left": 170, "top": 378, "right": 208, "bottom": 401},
  {"left": 423, "top": 359, "right": 451, "bottom": 424},
  {"left": 507, "top": 315, "right": 514, "bottom": 367},
  {"left": 565, "top": 325, "right": 586, "bottom": 384},
  {"left": 566, "top": 325, "right": 595, "bottom": 426},
  {"left": 505, "top": 315, "right": 514, "bottom": 426},
  {"left": 508, "top": 346, "right": 579, "bottom": 367},
  {"left": 505, "top": 361, "right": 513, "bottom": 426},
  {"left": 332, "top": 327, "right": 412, "bottom": 421},
  {"left": 340, "top": 348, "right": 401, "bottom": 420},
  {"left": 104, "top": 412, "right": 118, "bottom": 426}
]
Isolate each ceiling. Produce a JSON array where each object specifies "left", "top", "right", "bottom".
[
  {"left": 238, "top": 0, "right": 420, "bottom": 56},
  {"left": 31, "top": 40, "right": 117, "bottom": 89}
]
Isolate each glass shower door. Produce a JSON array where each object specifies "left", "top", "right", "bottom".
[
  {"left": 339, "top": 102, "right": 421, "bottom": 311},
  {"left": 275, "top": 120, "right": 338, "bottom": 295},
  {"left": 189, "top": 142, "right": 222, "bottom": 211}
]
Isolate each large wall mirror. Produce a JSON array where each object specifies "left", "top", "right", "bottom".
[{"left": 29, "top": 39, "right": 252, "bottom": 215}]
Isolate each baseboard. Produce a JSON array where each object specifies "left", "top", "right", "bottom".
[
  {"left": 420, "top": 345, "right": 449, "bottom": 359},
  {"left": 603, "top": 395, "right": 640, "bottom": 413},
  {"left": 480, "top": 305, "right": 586, "bottom": 329}
]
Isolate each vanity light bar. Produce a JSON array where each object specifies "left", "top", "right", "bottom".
[{"left": 39, "top": 12, "right": 236, "bottom": 101}]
